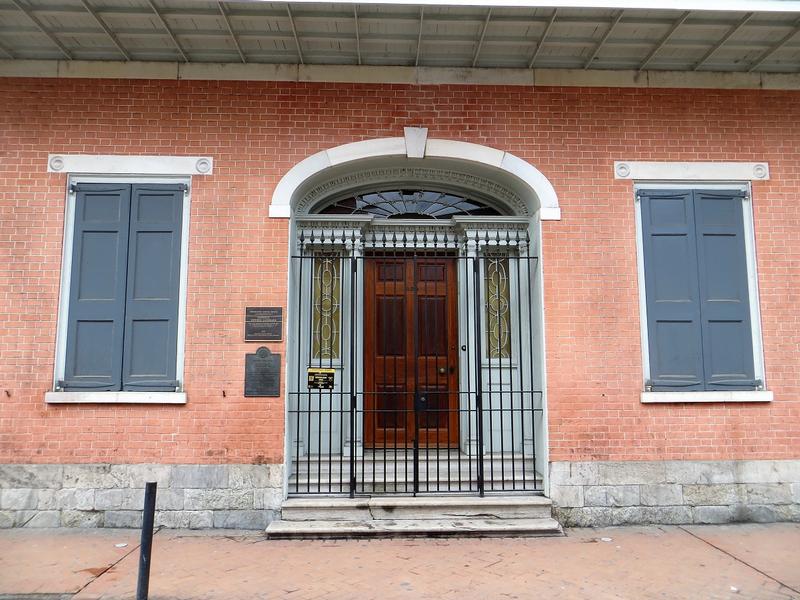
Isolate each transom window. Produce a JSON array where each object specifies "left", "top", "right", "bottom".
[{"left": 318, "top": 189, "right": 504, "bottom": 219}]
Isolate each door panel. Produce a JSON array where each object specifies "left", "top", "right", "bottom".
[
  {"left": 365, "top": 257, "right": 410, "bottom": 445},
  {"left": 364, "top": 255, "right": 459, "bottom": 447}
]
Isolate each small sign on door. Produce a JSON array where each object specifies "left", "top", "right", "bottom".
[{"left": 307, "top": 368, "right": 335, "bottom": 390}]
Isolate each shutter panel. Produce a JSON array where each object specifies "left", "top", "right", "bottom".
[
  {"left": 640, "top": 190, "right": 704, "bottom": 391},
  {"left": 693, "top": 190, "right": 756, "bottom": 390},
  {"left": 62, "top": 184, "right": 131, "bottom": 391},
  {"left": 121, "top": 184, "right": 184, "bottom": 391}
]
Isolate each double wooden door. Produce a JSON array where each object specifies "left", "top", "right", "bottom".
[{"left": 364, "top": 255, "right": 460, "bottom": 447}]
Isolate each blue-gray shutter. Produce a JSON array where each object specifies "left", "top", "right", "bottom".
[
  {"left": 121, "top": 184, "right": 184, "bottom": 391},
  {"left": 640, "top": 190, "right": 704, "bottom": 391},
  {"left": 693, "top": 190, "right": 756, "bottom": 390},
  {"left": 62, "top": 184, "right": 131, "bottom": 391}
]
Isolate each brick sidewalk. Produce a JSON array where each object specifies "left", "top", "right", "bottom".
[{"left": 1, "top": 524, "right": 798, "bottom": 599}]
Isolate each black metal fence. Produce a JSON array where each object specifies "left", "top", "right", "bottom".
[{"left": 288, "top": 228, "right": 543, "bottom": 496}]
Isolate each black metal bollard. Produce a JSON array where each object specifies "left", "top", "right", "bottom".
[{"left": 136, "top": 481, "right": 157, "bottom": 600}]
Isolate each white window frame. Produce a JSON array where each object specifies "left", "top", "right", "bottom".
[
  {"left": 46, "top": 174, "right": 193, "bottom": 404},
  {"left": 633, "top": 181, "right": 771, "bottom": 404}
]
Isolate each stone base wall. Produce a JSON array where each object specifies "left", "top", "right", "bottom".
[
  {"left": 0, "top": 464, "right": 284, "bottom": 530},
  {"left": 4, "top": 460, "right": 799, "bottom": 529},
  {"left": 550, "top": 460, "right": 800, "bottom": 527}
]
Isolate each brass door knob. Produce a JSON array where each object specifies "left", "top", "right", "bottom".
[{"left": 438, "top": 367, "right": 447, "bottom": 375}]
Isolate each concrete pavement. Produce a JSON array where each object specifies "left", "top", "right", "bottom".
[{"left": 0, "top": 523, "right": 798, "bottom": 599}]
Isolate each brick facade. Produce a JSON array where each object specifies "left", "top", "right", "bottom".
[{"left": 1, "top": 78, "right": 799, "bottom": 472}]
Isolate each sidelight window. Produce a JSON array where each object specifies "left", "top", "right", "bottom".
[
  {"left": 484, "top": 255, "right": 512, "bottom": 359},
  {"left": 311, "top": 253, "right": 342, "bottom": 360}
]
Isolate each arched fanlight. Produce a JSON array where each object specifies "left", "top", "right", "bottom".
[{"left": 318, "top": 189, "right": 504, "bottom": 219}]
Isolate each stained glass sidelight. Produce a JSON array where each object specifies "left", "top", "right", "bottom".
[
  {"left": 311, "top": 253, "right": 341, "bottom": 360},
  {"left": 485, "top": 255, "right": 511, "bottom": 359}
]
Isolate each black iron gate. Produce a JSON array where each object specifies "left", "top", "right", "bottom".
[{"left": 289, "top": 228, "right": 543, "bottom": 496}]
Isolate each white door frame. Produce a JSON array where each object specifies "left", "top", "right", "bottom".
[{"left": 273, "top": 136, "right": 560, "bottom": 499}]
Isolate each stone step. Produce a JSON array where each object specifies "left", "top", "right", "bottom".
[
  {"left": 289, "top": 472, "right": 543, "bottom": 494},
  {"left": 266, "top": 516, "right": 563, "bottom": 539},
  {"left": 280, "top": 495, "right": 554, "bottom": 521}
]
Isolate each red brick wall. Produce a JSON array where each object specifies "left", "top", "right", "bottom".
[{"left": 0, "top": 78, "right": 798, "bottom": 465}]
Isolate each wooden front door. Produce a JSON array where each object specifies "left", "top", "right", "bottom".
[{"left": 364, "top": 255, "right": 459, "bottom": 447}]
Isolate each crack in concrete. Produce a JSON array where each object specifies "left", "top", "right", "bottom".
[
  {"left": 72, "top": 527, "right": 162, "bottom": 597},
  {"left": 18, "top": 511, "right": 41, "bottom": 528},
  {"left": 678, "top": 526, "right": 800, "bottom": 596},
  {"left": 442, "top": 512, "right": 502, "bottom": 519},
  {"left": 0, "top": 595, "right": 73, "bottom": 600}
]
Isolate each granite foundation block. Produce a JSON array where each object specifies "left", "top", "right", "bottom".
[
  {"left": 154, "top": 510, "right": 214, "bottom": 529},
  {"left": 212, "top": 510, "right": 274, "bottom": 529},
  {"left": 3, "top": 460, "right": 797, "bottom": 529},
  {"left": 0, "top": 463, "right": 283, "bottom": 530},
  {"left": 551, "top": 459, "right": 800, "bottom": 526}
]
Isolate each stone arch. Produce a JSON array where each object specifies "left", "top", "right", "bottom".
[{"left": 269, "top": 133, "right": 560, "bottom": 220}]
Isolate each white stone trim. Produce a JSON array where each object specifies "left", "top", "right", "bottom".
[
  {"left": 295, "top": 167, "right": 527, "bottom": 216},
  {"left": 47, "top": 154, "right": 213, "bottom": 176},
  {"left": 4, "top": 61, "right": 800, "bottom": 90},
  {"left": 404, "top": 127, "right": 428, "bottom": 159},
  {"left": 633, "top": 182, "right": 767, "bottom": 400},
  {"left": 45, "top": 391, "right": 187, "bottom": 404},
  {"left": 426, "top": 139, "right": 505, "bottom": 168},
  {"left": 615, "top": 161, "right": 769, "bottom": 181},
  {"left": 640, "top": 391, "right": 772, "bottom": 403},
  {"left": 327, "top": 138, "right": 405, "bottom": 166},
  {"left": 269, "top": 138, "right": 561, "bottom": 220},
  {"left": 283, "top": 163, "right": 553, "bottom": 491},
  {"left": 52, "top": 175, "right": 192, "bottom": 401}
]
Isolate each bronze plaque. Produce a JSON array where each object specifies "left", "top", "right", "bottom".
[
  {"left": 244, "top": 347, "right": 281, "bottom": 397},
  {"left": 307, "top": 368, "right": 335, "bottom": 390},
  {"left": 245, "top": 307, "right": 283, "bottom": 342}
]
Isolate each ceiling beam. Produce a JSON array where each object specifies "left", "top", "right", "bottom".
[
  {"left": 472, "top": 8, "right": 492, "bottom": 68},
  {"left": 0, "top": 39, "right": 13, "bottom": 58},
  {"left": 0, "top": 4, "right": 785, "bottom": 32},
  {"left": 354, "top": 5, "right": 361, "bottom": 65},
  {"left": 218, "top": 1, "right": 246, "bottom": 64},
  {"left": 638, "top": 10, "right": 690, "bottom": 71},
  {"left": 1, "top": 25, "right": 788, "bottom": 51},
  {"left": 528, "top": 8, "right": 557, "bottom": 69},
  {"left": 145, "top": 0, "right": 188, "bottom": 62},
  {"left": 747, "top": 16, "right": 800, "bottom": 72},
  {"left": 8, "top": 0, "right": 72, "bottom": 60},
  {"left": 0, "top": 5, "right": 733, "bottom": 28},
  {"left": 79, "top": 0, "right": 131, "bottom": 61},
  {"left": 415, "top": 6, "right": 424, "bottom": 66},
  {"left": 286, "top": 3, "right": 304, "bottom": 65},
  {"left": 584, "top": 9, "right": 623, "bottom": 69},
  {"left": 693, "top": 12, "right": 753, "bottom": 70}
]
